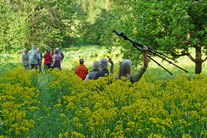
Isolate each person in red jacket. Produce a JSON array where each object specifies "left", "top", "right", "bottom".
[
  {"left": 43, "top": 49, "right": 52, "bottom": 70},
  {"left": 75, "top": 59, "right": 88, "bottom": 80}
]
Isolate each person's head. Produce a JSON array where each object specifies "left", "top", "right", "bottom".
[
  {"left": 45, "top": 49, "right": 49, "bottom": 54},
  {"left": 118, "top": 59, "right": 132, "bottom": 78},
  {"left": 23, "top": 48, "right": 27, "bottom": 53},
  {"left": 79, "top": 59, "right": 84, "bottom": 64},
  {"left": 55, "top": 48, "right": 59, "bottom": 53},
  {"left": 92, "top": 61, "right": 100, "bottom": 71},
  {"left": 54, "top": 49, "right": 59, "bottom": 54},
  {"left": 31, "top": 45, "right": 35, "bottom": 50},
  {"left": 36, "top": 48, "right": 40, "bottom": 53},
  {"left": 100, "top": 58, "right": 108, "bottom": 69},
  {"left": 50, "top": 48, "right": 53, "bottom": 51}
]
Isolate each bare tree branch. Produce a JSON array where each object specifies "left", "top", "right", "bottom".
[
  {"left": 202, "top": 57, "right": 207, "bottom": 63},
  {"left": 187, "top": 53, "right": 196, "bottom": 63},
  {"left": 171, "top": 51, "right": 188, "bottom": 58},
  {"left": 171, "top": 51, "right": 196, "bottom": 63}
]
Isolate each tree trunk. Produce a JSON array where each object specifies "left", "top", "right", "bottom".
[{"left": 195, "top": 46, "right": 202, "bottom": 74}]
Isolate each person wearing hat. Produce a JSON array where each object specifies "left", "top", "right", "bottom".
[{"left": 75, "top": 59, "right": 88, "bottom": 80}]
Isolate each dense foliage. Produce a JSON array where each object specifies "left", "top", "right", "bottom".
[
  {"left": 0, "top": 0, "right": 86, "bottom": 52},
  {"left": 108, "top": 0, "right": 207, "bottom": 74},
  {"left": 0, "top": 67, "right": 207, "bottom": 137},
  {"left": 0, "top": 0, "right": 207, "bottom": 73},
  {"left": 0, "top": 68, "right": 39, "bottom": 136}
]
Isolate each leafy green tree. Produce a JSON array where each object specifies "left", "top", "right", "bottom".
[
  {"left": 0, "top": 1, "right": 30, "bottom": 53},
  {"left": 80, "top": 9, "right": 120, "bottom": 46},
  {"left": 0, "top": 0, "right": 87, "bottom": 52},
  {"left": 114, "top": 0, "right": 207, "bottom": 74}
]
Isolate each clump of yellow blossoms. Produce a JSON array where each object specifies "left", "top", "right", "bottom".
[
  {"left": 1, "top": 67, "right": 207, "bottom": 137},
  {"left": 0, "top": 67, "right": 39, "bottom": 137},
  {"left": 50, "top": 70, "right": 207, "bottom": 137}
]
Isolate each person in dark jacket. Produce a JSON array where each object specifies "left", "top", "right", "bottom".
[
  {"left": 55, "top": 47, "right": 64, "bottom": 61},
  {"left": 22, "top": 48, "right": 29, "bottom": 69},
  {"left": 95, "top": 58, "right": 114, "bottom": 79},
  {"left": 51, "top": 49, "right": 62, "bottom": 70},
  {"left": 85, "top": 61, "right": 100, "bottom": 81},
  {"left": 36, "top": 48, "right": 42, "bottom": 72}
]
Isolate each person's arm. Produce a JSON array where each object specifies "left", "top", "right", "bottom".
[
  {"left": 86, "top": 68, "right": 88, "bottom": 75},
  {"left": 35, "top": 52, "right": 40, "bottom": 61},
  {"left": 23, "top": 53, "right": 28, "bottom": 60},
  {"left": 27, "top": 51, "right": 30, "bottom": 57},
  {"left": 108, "top": 58, "right": 114, "bottom": 73},
  {"left": 26, "top": 54, "right": 29, "bottom": 60},
  {"left": 131, "top": 67, "right": 146, "bottom": 83},
  {"left": 143, "top": 45, "right": 148, "bottom": 68},
  {"left": 75, "top": 67, "right": 78, "bottom": 74},
  {"left": 94, "top": 72, "right": 101, "bottom": 80},
  {"left": 84, "top": 74, "right": 89, "bottom": 81},
  {"left": 131, "top": 46, "right": 148, "bottom": 83},
  {"left": 51, "top": 56, "right": 55, "bottom": 67},
  {"left": 22, "top": 54, "right": 24, "bottom": 64}
]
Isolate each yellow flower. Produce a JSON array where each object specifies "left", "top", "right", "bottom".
[
  {"left": 60, "top": 113, "right": 66, "bottom": 118},
  {"left": 182, "top": 134, "right": 192, "bottom": 138},
  {"left": 59, "top": 133, "right": 63, "bottom": 138}
]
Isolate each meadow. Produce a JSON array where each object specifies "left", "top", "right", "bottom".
[
  {"left": 0, "top": 45, "right": 207, "bottom": 137},
  {"left": 1, "top": 45, "right": 207, "bottom": 75}
]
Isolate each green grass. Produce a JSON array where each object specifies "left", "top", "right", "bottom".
[
  {"left": 28, "top": 73, "right": 67, "bottom": 137},
  {"left": 0, "top": 63, "right": 22, "bottom": 76},
  {"left": 61, "top": 45, "right": 122, "bottom": 70}
]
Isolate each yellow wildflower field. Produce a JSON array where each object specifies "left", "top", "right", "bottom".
[{"left": 0, "top": 67, "right": 207, "bottom": 137}]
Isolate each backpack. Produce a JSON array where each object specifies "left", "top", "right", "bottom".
[{"left": 58, "top": 51, "right": 64, "bottom": 60}]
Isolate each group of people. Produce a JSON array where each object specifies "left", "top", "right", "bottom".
[
  {"left": 75, "top": 58, "right": 114, "bottom": 81},
  {"left": 22, "top": 45, "right": 148, "bottom": 83},
  {"left": 22, "top": 45, "right": 64, "bottom": 72},
  {"left": 75, "top": 46, "right": 148, "bottom": 83}
]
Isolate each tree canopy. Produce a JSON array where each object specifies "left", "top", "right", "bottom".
[
  {"left": 109, "top": 0, "right": 207, "bottom": 74},
  {"left": 0, "top": 0, "right": 207, "bottom": 73},
  {"left": 0, "top": 0, "right": 86, "bottom": 52}
]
